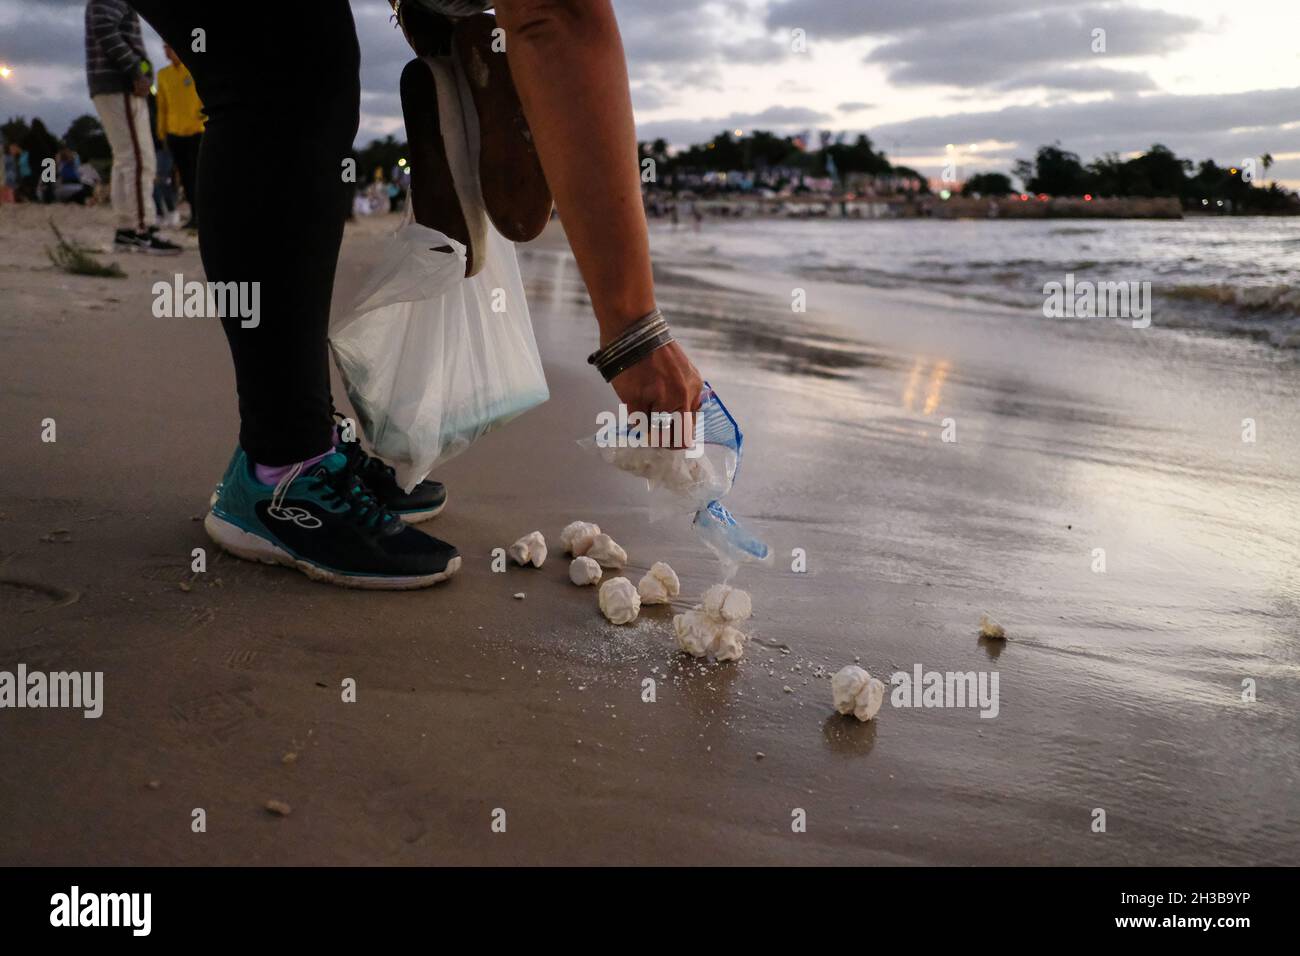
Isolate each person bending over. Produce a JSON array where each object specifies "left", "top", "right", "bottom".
[{"left": 127, "top": 0, "right": 702, "bottom": 589}]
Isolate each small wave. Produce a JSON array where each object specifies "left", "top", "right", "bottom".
[
  {"left": 965, "top": 258, "right": 1049, "bottom": 268},
  {"left": 1165, "top": 283, "right": 1300, "bottom": 314},
  {"left": 1049, "top": 227, "right": 1104, "bottom": 236}
]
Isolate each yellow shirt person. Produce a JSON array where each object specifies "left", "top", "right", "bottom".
[{"left": 155, "top": 59, "right": 205, "bottom": 140}]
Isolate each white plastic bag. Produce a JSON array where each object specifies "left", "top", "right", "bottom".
[{"left": 330, "top": 221, "right": 549, "bottom": 491}]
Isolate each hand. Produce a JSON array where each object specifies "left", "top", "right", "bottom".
[
  {"left": 609, "top": 341, "right": 704, "bottom": 448},
  {"left": 133, "top": 75, "right": 150, "bottom": 97}
]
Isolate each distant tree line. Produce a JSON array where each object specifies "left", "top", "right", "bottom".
[
  {"left": 17, "top": 112, "right": 1290, "bottom": 214},
  {"left": 962, "top": 142, "right": 1295, "bottom": 213},
  {"left": 637, "top": 130, "right": 926, "bottom": 192}
]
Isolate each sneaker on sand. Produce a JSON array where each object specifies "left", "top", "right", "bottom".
[
  {"left": 337, "top": 436, "right": 448, "bottom": 523},
  {"left": 205, "top": 448, "right": 460, "bottom": 589},
  {"left": 114, "top": 228, "right": 183, "bottom": 255}
]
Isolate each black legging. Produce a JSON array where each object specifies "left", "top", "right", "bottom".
[
  {"left": 130, "top": 0, "right": 360, "bottom": 465},
  {"left": 165, "top": 131, "right": 201, "bottom": 223}
]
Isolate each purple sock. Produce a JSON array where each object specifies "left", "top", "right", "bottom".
[{"left": 254, "top": 448, "right": 333, "bottom": 486}]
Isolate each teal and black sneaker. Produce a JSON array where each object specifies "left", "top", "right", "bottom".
[
  {"left": 336, "top": 437, "right": 448, "bottom": 524},
  {"left": 205, "top": 448, "right": 460, "bottom": 589}
]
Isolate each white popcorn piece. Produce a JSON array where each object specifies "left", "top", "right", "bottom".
[
  {"left": 701, "top": 583, "right": 752, "bottom": 623},
  {"left": 598, "top": 576, "right": 640, "bottom": 625},
  {"left": 831, "top": 665, "right": 886, "bottom": 722},
  {"left": 602, "top": 446, "right": 726, "bottom": 502},
  {"left": 568, "top": 555, "right": 602, "bottom": 586},
  {"left": 672, "top": 584, "right": 753, "bottom": 662},
  {"left": 507, "top": 531, "right": 547, "bottom": 568},
  {"left": 585, "top": 533, "right": 627, "bottom": 569},
  {"left": 979, "top": 614, "right": 1007, "bottom": 640},
  {"left": 636, "top": 561, "right": 680, "bottom": 604},
  {"left": 672, "top": 609, "right": 715, "bottom": 657},
  {"left": 559, "top": 521, "right": 601, "bottom": 556},
  {"left": 711, "top": 624, "right": 746, "bottom": 662},
  {"left": 672, "top": 610, "right": 749, "bottom": 662}
]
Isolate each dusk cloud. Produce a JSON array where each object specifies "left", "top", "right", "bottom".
[{"left": 865, "top": 6, "right": 1199, "bottom": 89}]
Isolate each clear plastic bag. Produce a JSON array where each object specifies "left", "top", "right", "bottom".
[
  {"left": 330, "top": 220, "right": 549, "bottom": 491},
  {"left": 580, "top": 383, "right": 771, "bottom": 578}
]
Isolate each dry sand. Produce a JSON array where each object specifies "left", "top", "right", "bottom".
[{"left": 1, "top": 203, "right": 1297, "bottom": 864}]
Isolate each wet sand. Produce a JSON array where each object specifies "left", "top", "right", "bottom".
[{"left": 1, "top": 204, "right": 1297, "bottom": 864}]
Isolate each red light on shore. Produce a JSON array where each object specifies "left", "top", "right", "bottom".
[
  {"left": 1019, "top": 193, "right": 1029, "bottom": 201},
  {"left": 1037, "top": 193, "right": 1048, "bottom": 201},
  {"left": 1084, "top": 194, "right": 1093, "bottom": 201}
]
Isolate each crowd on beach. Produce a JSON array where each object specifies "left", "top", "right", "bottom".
[
  {"left": 353, "top": 164, "right": 411, "bottom": 219},
  {"left": 3, "top": 135, "right": 100, "bottom": 206},
  {"left": 3, "top": 45, "right": 202, "bottom": 238},
  {"left": 2, "top": 1, "right": 210, "bottom": 255}
]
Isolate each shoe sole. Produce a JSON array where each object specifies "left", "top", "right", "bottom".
[
  {"left": 204, "top": 512, "right": 460, "bottom": 590},
  {"left": 396, "top": 494, "right": 447, "bottom": 524},
  {"left": 210, "top": 489, "right": 446, "bottom": 523},
  {"left": 401, "top": 56, "right": 488, "bottom": 277},
  {"left": 452, "top": 13, "right": 553, "bottom": 242}
]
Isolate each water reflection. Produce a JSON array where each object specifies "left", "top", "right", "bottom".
[
  {"left": 821, "top": 713, "right": 878, "bottom": 756},
  {"left": 901, "top": 358, "right": 951, "bottom": 414}
]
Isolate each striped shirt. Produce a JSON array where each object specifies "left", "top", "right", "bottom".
[{"left": 85, "top": 0, "right": 151, "bottom": 97}]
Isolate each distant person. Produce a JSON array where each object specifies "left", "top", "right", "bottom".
[
  {"left": 23, "top": 119, "right": 61, "bottom": 203},
  {"left": 3, "top": 142, "right": 31, "bottom": 202},
  {"left": 155, "top": 42, "right": 204, "bottom": 230},
  {"left": 0, "top": 146, "right": 13, "bottom": 202},
  {"left": 153, "top": 138, "right": 179, "bottom": 225},
  {"left": 84, "top": 0, "right": 180, "bottom": 253},
  {"left": 79, "top": 158, "right": 103, "bottom": 203},
  {"left": 53, "top": 148, "right": 95, "bottom": 204}
]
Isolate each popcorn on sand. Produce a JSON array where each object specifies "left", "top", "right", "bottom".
[
  {"left": 559, "top": 520, "right": 601, "bottom": 557},
  {"left": 599, "top": 576, "right": 640, "bottom": 625},
  {"left": 637, "top": 562, "right": 680, "bottom": 604},
  {"left": 569, "top": 555, "right": 602, "bottom": 586},
  {"left": 585, "top": 533, "right": 627, "bottom": 569},
  {"left": 672, "top": 584, "right": 752, "bottom": 662},
  {"left": 831, "top": 665, "right": 885, "bottom": 721},
  {"left": 508, "top": 531, "right": 547, "bottom": 568}
]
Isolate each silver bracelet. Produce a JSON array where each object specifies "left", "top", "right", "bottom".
[{"left": 587, "top": 308, "right": 675, "bottom": 381}]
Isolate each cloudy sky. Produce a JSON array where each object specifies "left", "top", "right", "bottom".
[{"left": 3, "top": 0, "right": 1298, "bottom": 186}]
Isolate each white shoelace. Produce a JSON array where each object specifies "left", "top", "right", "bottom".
[{"left": 269, "top": 462, "right": 305, "bottom": 514}]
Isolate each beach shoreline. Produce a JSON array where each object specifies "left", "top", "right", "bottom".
[{"left": 1, "top": 204, "right": 1297, "bottom": 865}]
